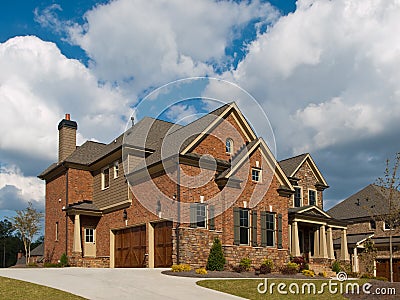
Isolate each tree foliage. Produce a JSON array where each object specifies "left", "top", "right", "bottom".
[
  {"left": 9, "top": 202, "right": 43, "bottom": 265},
  {"left": 359, "top": 238, "right": 377, "bottom": 275}
]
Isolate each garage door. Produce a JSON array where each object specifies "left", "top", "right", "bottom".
[
  {"left": 114, "top": 225, "right": 146, "bottom": 268},
  {"left": 154, "top": 221, "right": 173, "bottom": 267},
  {"left": 376, "top": 259, "right": 400, "bottom": 282}
]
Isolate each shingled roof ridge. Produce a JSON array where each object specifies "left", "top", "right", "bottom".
[{"left": 279, "top": 152, "right": 309, "bottom": 163}]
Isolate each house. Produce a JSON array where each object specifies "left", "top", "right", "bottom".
[
  {"left": 14, "top": 243, "right": 44, "bottom": 266},
  {"left": 328, "top": 184, "right": 400, "bottom": 280},
  {"left": 39, "top": 102, "right": 348, "bottom": 269}
]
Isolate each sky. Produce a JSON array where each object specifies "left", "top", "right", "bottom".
[{"left": 1, "top": 0, "right": 400, "bottom": 227}]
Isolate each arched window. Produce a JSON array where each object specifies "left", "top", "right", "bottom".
[{"left": 226, "top": 138, "right": 233, "bottom": 154}]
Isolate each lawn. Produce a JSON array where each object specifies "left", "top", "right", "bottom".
[
  {"left": 197, "top": 278, "right": 371, "bottom": 300},
  {"left": 0, "top": 276, "right": 86, "bottom": 300}
]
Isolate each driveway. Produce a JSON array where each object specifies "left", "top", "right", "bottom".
[{"left": 0, "top": 268, "right": 244, "bottom": 300}]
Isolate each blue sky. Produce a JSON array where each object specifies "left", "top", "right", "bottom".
[{"left": 1, "top": 0, "right": 400, "bottom": 232}]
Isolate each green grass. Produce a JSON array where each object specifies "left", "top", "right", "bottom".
[
  {"left": 0, "top": 276, "right": 86, "bottom": 300},
  {"left": 197, "top": 278, "right": 370, "bottom": 300}
]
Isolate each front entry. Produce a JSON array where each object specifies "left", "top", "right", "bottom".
[{"left": 84, "top": 228, "right": 96, "bottom": 257}]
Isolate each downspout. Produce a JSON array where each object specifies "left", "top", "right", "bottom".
[
  {"left": 176, "top": 157, "right": 181, "bottom": 265},
  {"left": 65, "top": 165, "right": 68, "bottom": 255}
]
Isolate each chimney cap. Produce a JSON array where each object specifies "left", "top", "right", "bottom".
[
  {"left": 65, "top": 113, "right": 70, "bottom": 120},
  {"left": 58, "top": 114, "right": 77, "bottom": 130}
]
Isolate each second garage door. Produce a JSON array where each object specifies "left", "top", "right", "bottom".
[{"left": 154, "top": 221, "right": 173, "bottom": 267}]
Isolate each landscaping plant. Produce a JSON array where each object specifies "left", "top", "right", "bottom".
[{"left": 206, "top": 238, "right": 226, "bottom": 271}]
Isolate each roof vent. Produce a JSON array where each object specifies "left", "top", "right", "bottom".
[
  {"left": 356, "top": 198, "right": 360, "bottom": 206},
  {"left": 131, "top": 116, "right": 135, "bottom": 127}
]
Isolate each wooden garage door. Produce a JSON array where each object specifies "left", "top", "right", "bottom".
[
  {"left": 114, "top": 225, "right": 146, "bottom": 268},
  {"left": 154, "top": 221, "right": 173, "bottom": 267},
  {"left": 376, "top": 259, "right": 400, "bottom": 282}
]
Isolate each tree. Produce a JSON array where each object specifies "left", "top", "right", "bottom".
[
  {"left": 10, "top": 202, "right": 43, "bottom": 265},
  {"left": 375, "top": 152, "right": 400, "bottom": 282},
  {"left": 358, "top": 238, "right": 377, "bottom": 276},
  {"left": 206, "top": 237, "right": 225, "bottom": 271}
]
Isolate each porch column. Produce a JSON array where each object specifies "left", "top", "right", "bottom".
[
  {"left": 319, "top": 225, "right": 328, "bottom": 258},
  {"left": 72, "top": 214, "right": 82, "bottom": 253},
  {"left": 314, "top": 227, "right": 320, "bottom": 257},
  {"left": 288, "top": 224, "right": 292, "bottom": 254},
  {"left": 326, "top": 226, "right": 335, "bottom": 259},
  {"left": 340, "top": 229, "right": 350, "bottom": 261},
  {"left": 291, "top": 221, "right": 300, "bottom": 257},
  {"left": 353, "top": 247, "right": 359, "bottom": 273}
]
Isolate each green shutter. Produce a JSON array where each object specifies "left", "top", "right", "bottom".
[
  {"left": 261, "top": 211, "right": 267, "bottom": 247},
  {"left": 251, "top": 210, "right": 257, "bottom": 247},
  {"left": 209, "top": 205, "right": 215, "bottom": 230},
  {"left": 277, "top": 213, "right": 283, "bottom": 249},
  {"left": 190, "top": 203, "right": 197, "bottom": 228},
  {"left": 233, "top": 207, "right": 240, "bottom": 245}
]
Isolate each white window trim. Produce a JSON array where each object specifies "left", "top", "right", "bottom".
[
  {"left": 369, "top": 220, "right": 376, "bottom": 230},
  {"left": 308, "top": 188, "right": 317, "bottom": 206},
  {"left": 101, "top": 166, "right": 110, "bottom": 190},
  {"left": 226, "top": 138, "right": 233, "bottom": 154},
  {"left": 85, "top": 228, "right": 95, "bottom": 243},
  {"left": 196, "top": 203, "right": 208, "bottom": 229},
  {"left": 55, "top": 222, "right": 59, "bottom": 241},
  {"left": 293, "top": 186, "right": 303, "bottom": 207},
  {"left": 113, "top": 161, "right": 119, "bottom": 179},
  {"left": 251, "top": 168, "right": 262, "bottom": 183},
  {"left": 383, "top": 221, "right": 392, "bottom": 231}
]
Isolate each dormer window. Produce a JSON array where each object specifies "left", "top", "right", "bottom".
[
  {"left": 252, "top": 168, "right": 261, "bottom": 182},
  {"left": 226, "top": 138, "right": 233, "bottom": 154},
  {"left": 102, "top": 167, "right": 110, "bottom": 190}
]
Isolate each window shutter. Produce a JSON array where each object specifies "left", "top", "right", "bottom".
[
  {"left": 261, "top": 211, "right": 267, "bottom": 247},
  {"left": 251, "top": 210, "right": 257, "bottom": 247},
  {"left": 190, "top": 203, "right": 197, "bottom": 228},
  {"left": 209, "top": 205, "right": 215, "bottom": 230},
  {"left": 233, "top": 207, "right": 240, "bottom": 245},
  {"left": 277, "top": 213, "right": 283, "bottom": 249}
]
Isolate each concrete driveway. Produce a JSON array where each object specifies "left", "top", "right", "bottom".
[{"left": 0, "top": 268, "right": 244, "bottom": 300}]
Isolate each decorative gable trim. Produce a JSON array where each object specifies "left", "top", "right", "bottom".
[
  {"left": 294, "top": 205, "right": 332, "bottom": 219},
  {"left": 291, "top": 154, "right": 329, "bottom": 187},
  {"left": 181, "top": 102, "right": 257, "bottom": 155}
]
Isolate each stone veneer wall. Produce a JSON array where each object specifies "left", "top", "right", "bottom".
[
  {"left": 176, "top": 227, "right": 289, "bottom": 270},
  {"left": 69, "top": 254, "right": 110, "bottom": 268}
]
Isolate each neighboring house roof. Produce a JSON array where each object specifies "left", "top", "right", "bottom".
[
  {"left": 333, "top": 233, "right": 374, "bottom": 247},
  {"left": 30, "top": 243, "right": 44, "bottom": 256},
  {"left": 327, "top": 184, "right": 400, "bottom": 220}
]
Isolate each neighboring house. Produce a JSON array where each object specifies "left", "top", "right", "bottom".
[
  {"left": 14, "top": 243, "right": 44, "bottom": 266},
  {"left": 328, "top": 184, "right": 400, "bottom": 280},
  {"left": 39, "top": 102, "right": 348, "bottom": 269}
]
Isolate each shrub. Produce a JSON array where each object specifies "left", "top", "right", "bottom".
[
  {"left": 375, "top": 276, "right": 388, "bottom": 281},
  {"left": 281, "top": 262, "right": 299, "bottom": 275},
  {"left": 28, "top": 262, "right": 38, "bottom": 267},
  {"left": 239, "top": 257, "right": 251, "bottom": 272},
  {"left": 292, "top": 256, "right": 307, "bottom": 271},
  {"left": 232, "top": 264, "right": 246, "bottom": 273},
  {"left": 195, "top": 268, "right": 208, "bottom": 275},
  {"left": 44, "top": 262, "right": 61, "bottom": 268},
  {"left": 206, "top": 238, "right": 226, "bottom": 271},
  {"left": 360, "top": 273, "right": 374, "bottom": 279},
  {"left": 263, "top": 259, "right": 274, "bottom": 272},
  {"left": 302, "top": 269, "right": 315, "bottom": 277},
  {"left": 318, "top": 271, "right": 327, "bottom": 278},
  {"left": 171, "top": 264, "right": 191, "bottom": 272},
  {"left": 60, "top": 253, "right": 68, "bottom": 267},
  {"left": 331, "top": 260, "right": 341, "bottom": 273}
]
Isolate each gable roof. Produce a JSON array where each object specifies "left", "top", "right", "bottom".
[
  {"left": 327, "top": 184, "right": 400, "bottom": 220},
  {"left": 289, "top": 205, "right": 332, "bottom": 219},
  {"left": 279, "top": 153, "right": 328, "bottom": 187}
]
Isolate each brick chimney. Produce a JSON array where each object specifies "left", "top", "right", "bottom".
[
  {"left": 58, "top": 113, "right": 77, "bottom": 162},
  {"left": 17, "top": 250, "right": 23, "bottom": 260}
]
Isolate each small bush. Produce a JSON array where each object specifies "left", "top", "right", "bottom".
[
  {"left": 232, "top": 264, "right": 246, "bottom": 273},
  {"left": 331, "top": 260, "right": 341, "bottom": 273},
  {"left": 171, "top": 264, "right": 191, "bottom": 272},
  {"left": 302, "top": 269, "right": 315, "bottom": 277},
  {"left": 375, "top": 276, "right": 388, "bottom": 281},
  {"left": 292, "top": 256, "right": 307, "bottom": 271},
  {"left": 195, "top": 268, "right": 208, "bottom": 275},
  {"left": 318, "top": 271, "right": 327, "bottom": 278},
  {"left": 263, "top": 259, "right": 274, "bottom": 271},
  {"left": 60, "top": 253, "right": 68, "bottom": 267},
  {"left": 44, "top": 262, "right": 61, "bottom": 268},
  {"left": 28, "top": 262, "right": 38, "bottom": 267},
  {"left": 347, "top": 272, "right": 360, "bottom": 278},
  {"left": 360, "top": 273, "right": 374, "bottom": 279},
  {"left": 259, "top": 264, "right": 269, "bottom": 274},
  {"left": 206, "top": 238, "right": 226, "bottom": 271},
  {"left": 281, "top": 262, "right": 299, "bottom": 275},
  {"left": 239, "top": 257, "right": 251, "bottom": 272}
]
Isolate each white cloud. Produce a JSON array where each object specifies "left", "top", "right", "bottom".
[
  {"left": 62, "top": 0, "right": 279, "bottom": 93},
  {"left": 0, "top": 36, "right": 129, "bottom": 163},
  {"left": 165, "top": 103, "right": 199, "bottom": 125},
  {"left": 0, "top": 164, "right": 44, "bottom": 210}
]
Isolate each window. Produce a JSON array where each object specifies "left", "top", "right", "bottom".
[
  {"left": 113, "top": 161, "right": 119, "bottom": 179},
  {"left": 265, "top": 213, "right": 275, "bottom": 246},
  {"left": 196, "top": 204, "right": 207, "bottom": 228},
  {"left": 239, "top": 209, "right": 250, "bottom": 245},
  {"left": 370, "top": 220, "right": 376, "bottom": 230},
  {"left": 309, "top": 189, "right": 316, "bottom": 206},
  {"left": 252, "top": 168, "right": 261, "bottom": 182},
  {"left": 226, "top": 138, "right": 233, "bottom": 154},
  {"left": 102, "top": 167, "right": 110, "bottom": 189},
  {"left": 294, "top": 187, "right": 302, "bottom": 207},
  {"left": 55, "top": 222, "right": 59, "bottom": 241},
  {"left": 384, "top": 221, "right": 392, "bottom": 231},
  {"left": 85, "top": 228, "right": 94, "bottom": 243}
]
